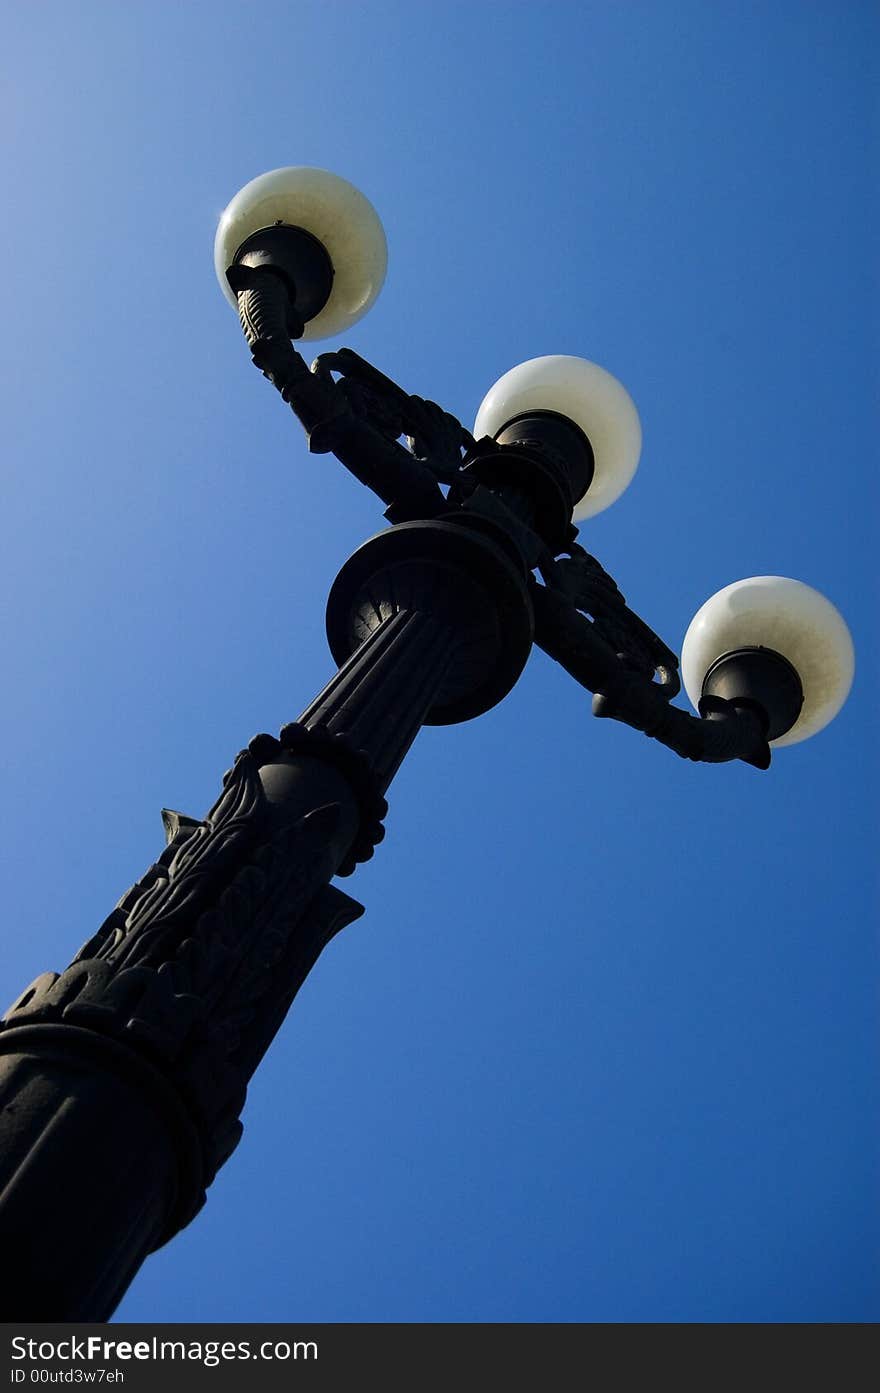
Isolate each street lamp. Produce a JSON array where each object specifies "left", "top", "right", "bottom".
[{"left": 0, "top": 167, "right": 854, "bottom": 1319}]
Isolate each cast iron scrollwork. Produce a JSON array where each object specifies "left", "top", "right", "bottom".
[
  {"left": 311, "top": 348, "right": 471, "bottom": 485},
  {"left": 540, "top": 544, "right": 681, "bottom": 696}
]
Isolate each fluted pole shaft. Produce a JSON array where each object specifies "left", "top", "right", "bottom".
[{"left": 0, "top": 607, "right": 459, "bottom": 1318}]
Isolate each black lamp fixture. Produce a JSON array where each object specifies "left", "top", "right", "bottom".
[{"left": 0, "top": 166, "right": 854, "bottom": 1320}]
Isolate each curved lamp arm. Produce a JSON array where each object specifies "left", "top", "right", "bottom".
[
  {"left": 233, "top": 268, "right": 446, "bottom": 520},
  {"left": 531, "top": 581, "right": 771, "bottom": 769}
]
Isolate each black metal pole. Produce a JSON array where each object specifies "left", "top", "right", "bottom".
[{"left": 0, "top": 511, "right": 534, "bottom": 1319}]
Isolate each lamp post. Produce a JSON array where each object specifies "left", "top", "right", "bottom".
[{"left": 0, "top": 167, "right": 854, "bottom": 1320}]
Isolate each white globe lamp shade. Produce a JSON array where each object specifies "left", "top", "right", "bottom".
[
  {"left": 214, "top": 167, "right": 387, "bottom": 341},
  {"left": 681, "top": 576, "right": 854, "bottom": 747},
  {"left": 473, "top": 355, "right": 641, "bottom": 520}
]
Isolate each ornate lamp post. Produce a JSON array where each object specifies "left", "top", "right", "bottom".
[{"left": 0, "top": 168, "right": 854, "bottom": 1319}]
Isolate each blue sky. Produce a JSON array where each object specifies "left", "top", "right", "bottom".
[{"left": 0, "top": 1, "right": 875, "bottom": 1322}]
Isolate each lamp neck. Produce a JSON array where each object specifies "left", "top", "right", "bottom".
[{"left": 226, "top": 223, "right": 334, "bottom": 331}]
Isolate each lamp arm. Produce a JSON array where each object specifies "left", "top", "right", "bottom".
[
  {"left": 232, "top": 269, "right": 446, "bottom": 520},
  {"left": 530, "top": 581, "right": 771, "bottom": 769}
]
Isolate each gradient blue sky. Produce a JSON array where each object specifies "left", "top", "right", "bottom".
[{"left": 1, "top": 1, "right": 875, "bottom": 1323}]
